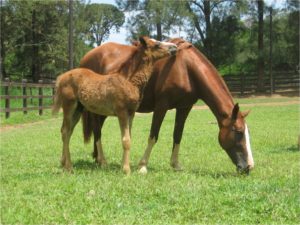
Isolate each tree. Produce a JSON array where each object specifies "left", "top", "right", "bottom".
[
  {"left": 257, "top": 0, "right": 264, "bottom": 92},
  {"left": 187, "top": 0, "right": 240, "bottom": 60},
  {"left": 84, "top": 3, "right": 124, "bottom": 46},
  {"left": 116, "top": 0, "right": 189, "bottom": 41}
]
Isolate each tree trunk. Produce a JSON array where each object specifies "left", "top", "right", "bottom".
[
  {"left": 31, "top": 9, "right": 39, "bottom": 82},
  {"left": 68, "top": 0, "right": 74, "bottom": 69},
  {"left": 156, "top": 21, "right": 162, "bottom": 41},
  {"left": 204, "top": 0, "right": 212, "bottom": 59},
  {"left": 257, "top": 0, "right": 264, "bottom": 92},
  {"left": 0, "top": 0, "right": 6, "bottom": 79}
]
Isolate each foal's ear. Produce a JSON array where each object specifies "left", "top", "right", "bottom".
[
  {"left": 232, "top": 103, "right": 240, "bottom": 121},
  {"left": 139, "top": 36, "right": 148, "bottom": 48}
]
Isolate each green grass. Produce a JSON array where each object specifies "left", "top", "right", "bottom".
[{"left": 1, "top": 103, "right": 299, "bottom": 224}]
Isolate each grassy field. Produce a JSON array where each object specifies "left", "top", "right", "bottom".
[{"left": 0, "top": 100, "right": 299, "bottom": 224}]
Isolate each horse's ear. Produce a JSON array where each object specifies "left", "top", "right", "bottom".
[
  {"left": 232, "top": 103, "right": 239, "bottom": 121},
  {"left": 139, "top": 36, "right": 147, "bottom": 48},
  {"left": 242, "top": 110, "right": 250, "bottom": 118}
]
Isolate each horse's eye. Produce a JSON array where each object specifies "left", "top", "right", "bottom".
[{"left": 235, "top": 131, "right": 244, "bottom": 141}]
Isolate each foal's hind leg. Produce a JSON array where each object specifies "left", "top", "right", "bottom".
[
  {"left": 117, "top": 111, "right": 131, "bottom": 175},
  {"left": 61, "top": 102, "right": 81, "bottom": 171},
  {"left": 93, "top": 115, "right": 107, "bottom": 167}
]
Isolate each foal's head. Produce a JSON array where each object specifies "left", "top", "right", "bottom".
[
  {"left": 218, "top": 104, "right": 254, "bottom": 175},
  {"left": 139, "top": 36, "right": 177, "bottom": 60}
]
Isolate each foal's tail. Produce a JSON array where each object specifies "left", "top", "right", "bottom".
[
  {"left": 52, "top": 75, "right": 63, "bottom": 115},
  {"left": 82, "top": 110, "right": 93, "bottom": 143}
]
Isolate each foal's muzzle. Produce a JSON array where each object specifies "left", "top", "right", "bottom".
[{"left": 169, "top": 46, "right": 177, "bottom": 55}]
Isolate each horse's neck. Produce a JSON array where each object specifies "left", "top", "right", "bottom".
[{"left": 190, "top": 49, "right": 234, "bottom": 127}]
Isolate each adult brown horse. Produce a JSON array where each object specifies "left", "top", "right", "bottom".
[{"left": 80, "top": 38, "right": 254, "bottom": 174}]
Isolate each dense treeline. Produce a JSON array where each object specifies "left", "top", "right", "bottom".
[{"left": 0, "top": 0, "right": 299, "bottom": 86}]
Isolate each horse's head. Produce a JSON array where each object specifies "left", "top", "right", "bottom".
[
  {"left": 139, "top": 36, "right": 177, "bottom": 60},
  {"left": 218, "top": 103, "right": 254, "bottom": 174}
]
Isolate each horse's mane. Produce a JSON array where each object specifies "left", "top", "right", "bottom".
[{"left": 190, "top": 46, "right": 233, "bottom": 101}]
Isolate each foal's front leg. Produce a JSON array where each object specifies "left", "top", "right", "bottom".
[{"left": 117, "top": 111, "right": 131, "bottom": 175}]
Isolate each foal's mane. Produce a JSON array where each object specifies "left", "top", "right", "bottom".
[{"left": 117, "top": 44, "right": 143, "bottom": 76}]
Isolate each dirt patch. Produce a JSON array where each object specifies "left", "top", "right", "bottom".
[
  {"left": 0, "top": 118, "right": 57, "bottom": 132},
  {"left": 192, "top": 100, "right": 299, "bottom": 110}
]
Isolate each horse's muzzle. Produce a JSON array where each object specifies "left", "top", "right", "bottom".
[{"left": 237, "top": 165, "right": 251, "bottom": 175}]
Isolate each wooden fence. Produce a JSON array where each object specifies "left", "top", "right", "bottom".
[
  {"left": 223, "top": 71, "right": 299, "bottom": 95},
  {"left": 0, "top": 78, "right": 55, "bottom": 118},
  {"left": 0, "top": 71, "right": 298, "bottom": 119}
]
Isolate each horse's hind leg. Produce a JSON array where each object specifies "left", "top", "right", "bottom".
[
  {"left": 93, "top": 115, "right": 107, "bottom": 167},
  {"left": 61, "top": 102, "right": 82, "bottom": 171},
  {"left": 117, "top": 111, "right": 131, "bottom": 175}
]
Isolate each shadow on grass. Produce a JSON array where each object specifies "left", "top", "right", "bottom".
[
  {"left": 190, "top": 169, "right": 245, "bottom": 179},
  {"left": 72, "top": 160, "right": 161, "bottom": 174},
  {"left": 270, "top": 145, "right": 299, "bottom": 153},
  {"left": 286, "top": 145, "right": 299, "bottom": 152},
  {"left": 73, "top": 159, "right": 122, "bottom": 172}
]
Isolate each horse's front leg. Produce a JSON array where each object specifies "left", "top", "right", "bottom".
[
  {"left": 138, "top": 102, "right": 168, "bottom": 174},
  {"left": 170, "top": 106, "right": 192, "bottom": 171},
  {"left": 117, "top": 111, "right": 131, "bottom": 175}
]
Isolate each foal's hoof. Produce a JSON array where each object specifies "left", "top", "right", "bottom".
[
  {"left": 138, "top": 166, "right": 148, "bottom": 175},
  {"left": 123, "top": 166, "right": 131, "bottom": 175}
]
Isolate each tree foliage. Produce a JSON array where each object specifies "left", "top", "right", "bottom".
[
  {"left": 116, "top": 0, "right": 189, "bottom": 41},
  {"left": 0, "top": 0, "right": 298, "bottom": 84},
  {"left": 0, "top": 0, "right": 124, "bottom": 81},
  {"left": 84, "top": 3, "right": 124, "bottom": 47}
]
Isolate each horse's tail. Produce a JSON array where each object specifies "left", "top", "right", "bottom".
[
  {"left": 52, "top": 75, "right": 64, "bottom": 115},
  {"left": 82, "top": 110, "right": 93, "bottom": 144}
]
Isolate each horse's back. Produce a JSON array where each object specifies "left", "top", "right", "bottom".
[{"left": 80, "top": 42, "right": 137, "bottom": 74}]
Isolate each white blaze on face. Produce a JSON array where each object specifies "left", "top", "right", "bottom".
[
  {"left": 245, "top": 124, "right": 254, "bottom": 169},
  {"left": 150, "top": 38, "right": 177, "bottom": 48},
  {"left": 160, "top": 41, "right": 177, "bottom": 47}
]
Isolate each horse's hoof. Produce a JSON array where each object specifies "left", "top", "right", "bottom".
[
  {"left": 138, "top": 166, "right": 148, "bottom": 175},
  {"left": 171, "top": 163, "right": 183, "bottom": 172},
  {"left": 96, "top": 159, "right": 107, "bottom": 168},
  {"left": 63, "top": 166, "right": 73, "bottom": 173}
]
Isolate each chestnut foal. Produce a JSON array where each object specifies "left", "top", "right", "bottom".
[{"left": 53, "top": 37, "right": 177, "bottom": 174}]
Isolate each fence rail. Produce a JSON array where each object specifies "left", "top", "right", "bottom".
[
  {"left": 0, "top": 78, "right": 55, "bottom": 118},
  {"left": 223, "top": 71, "right": 299, "bottom": 95}
]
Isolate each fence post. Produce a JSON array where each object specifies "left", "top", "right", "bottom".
[
  {"left": 38, "top": 80, "right": 43, "bottom": 115},
  {"left": 240, "top": 73, "right": 245, "bottom": 96},
  {"left": 52, "top": 80, "right": 56, "bottom": 104},
  {"left": 4, "top": 77, "right": 10, "bottom": 118},
  {"left": 22, "top": 79, "right": 28, "bottom": 115}
]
